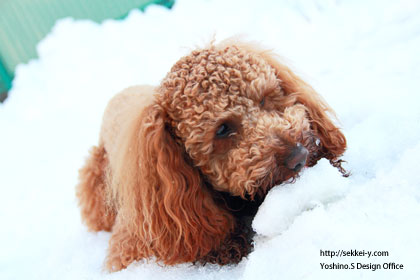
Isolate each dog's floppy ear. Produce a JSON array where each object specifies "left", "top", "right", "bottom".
[
  {"left": 109, "top": 101, "right": 234, "bottom": 266},
  {"left": 279, "top": 63, "right": 346, "bottom": 158},
  {"left": 262, "top": 53, "right": 347, "bottom": 165}
]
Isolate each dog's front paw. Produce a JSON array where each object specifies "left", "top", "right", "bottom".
[{"left": 199, "top": 222, "right": 254, "bottom": 265}]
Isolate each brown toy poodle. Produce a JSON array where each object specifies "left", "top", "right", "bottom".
[{"left": 76, "top": 39, "right": 347, "bottom": 271}]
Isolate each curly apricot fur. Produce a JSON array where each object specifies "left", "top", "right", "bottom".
[{"left": 76, "top": 40, "right": 347, "bottom": 271}]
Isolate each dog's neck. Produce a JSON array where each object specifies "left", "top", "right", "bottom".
[
  {"left": 214, "top": 191, "right": 264, "bottom": 219},
  {"left": 203, "top": 179, "right": 266, "bottom": 234}
]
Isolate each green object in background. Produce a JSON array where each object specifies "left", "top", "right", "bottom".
[
  {"left": 0, "top": 0, "right": 174, "bottom": 102},
  {"left": 0, "top": 58, "right": 13, "bottom": 102}
]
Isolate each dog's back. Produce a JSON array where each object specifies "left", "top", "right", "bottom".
[
  {"left": 100, "top": 85, "right": 155, "bottom": 162},
  {"left": 76, "top": 85, "right": 155, "bottom": 233}
]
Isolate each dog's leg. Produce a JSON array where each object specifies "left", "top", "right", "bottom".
[
  {"left": 76, "top": 144, "right": 116, "bottom": 231},
  {"left": 199, "top": 221, "right": 254, "bottom": 265},
  {"left": 106, "top": 216, "right": 145, "bottom": 271}
]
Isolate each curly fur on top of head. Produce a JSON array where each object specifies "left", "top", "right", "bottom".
[{"left": 76, "top": 39, "right": 347, "bottom": 272}]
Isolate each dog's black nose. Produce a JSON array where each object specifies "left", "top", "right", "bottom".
[{"left": 285, "top": 143, "right": 308, "bottom": 172}]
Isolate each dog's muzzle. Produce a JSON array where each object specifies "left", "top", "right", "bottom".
[{"left": 285, "top": 143, "right": 308, "bottom": 172}]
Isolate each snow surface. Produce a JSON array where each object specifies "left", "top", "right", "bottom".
[{"left": 1, "top": 0, "right": 420, "bottom": 279}]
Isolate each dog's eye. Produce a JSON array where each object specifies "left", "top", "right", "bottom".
[
  {"left": 260, "top": 97, "right": 265, "bottom": 107},
  {"left": 216, "top": 123, "right": 233, "bottom": 138}
]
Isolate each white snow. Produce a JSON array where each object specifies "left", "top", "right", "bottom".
[{"left": 1, "top": 0, "right": 420, "bottom": 279}]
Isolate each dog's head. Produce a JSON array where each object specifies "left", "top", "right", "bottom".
[
  {"left": 155, "top": 42, "right": 347, "bottom": 199},
  {"left": 110, "top": 41, "right": 347, "bottom": 264}
]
